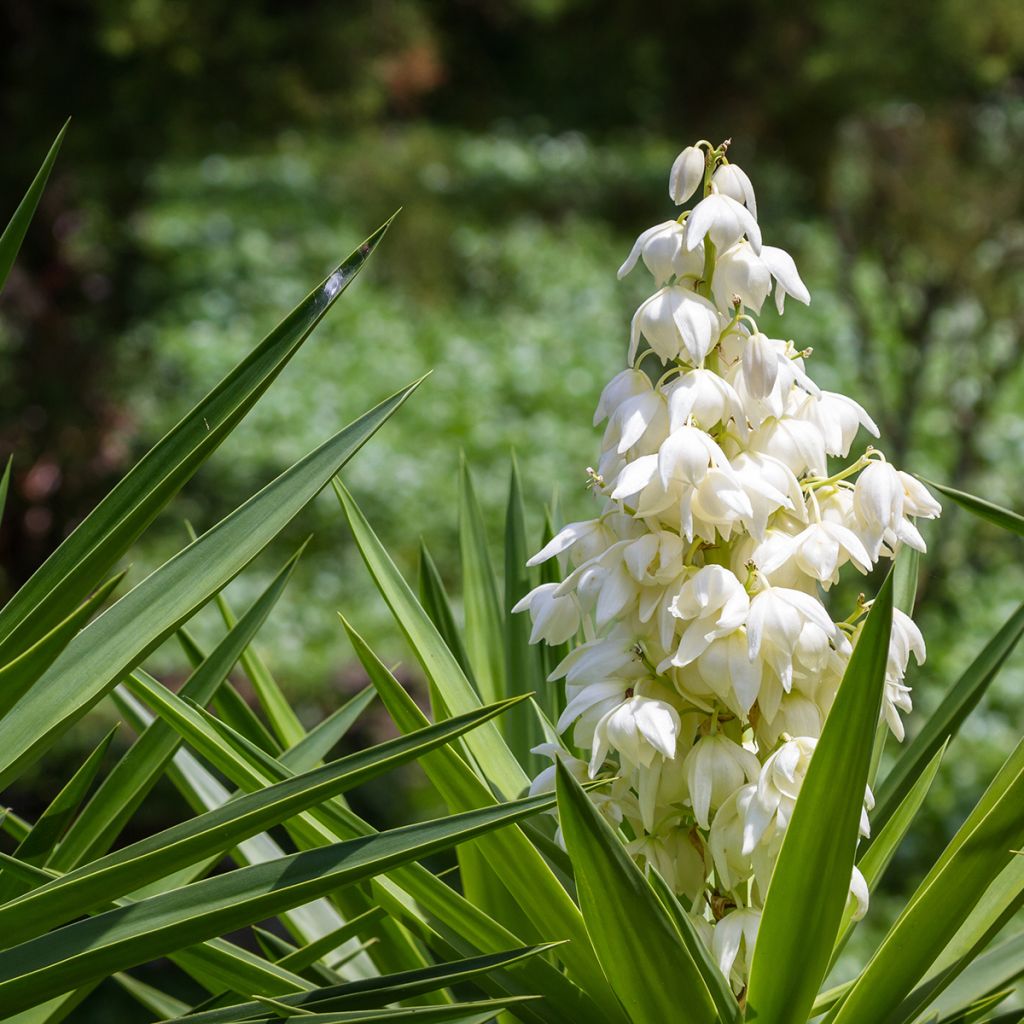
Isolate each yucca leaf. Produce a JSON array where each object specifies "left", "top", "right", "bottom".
[
  {"left": 203, "top": 1002, "right": 537, "bottom": 1024},
  {"left": 165, "top": 945, "right": 554, "bottom": 1023},
  {"left": 114, "top": 971, "right": 191, "bottom": 1018},
  {"left": 924, "top": 932, "right": 1024, "bottom": 1022},
  {"left": 0, "top": 457, "right": 11, "bottom": 524},
  {"left": 3, "top": 725, "right": 116, "bottom": 877},
  {"left": 646, "top": 867, "right": 740, "bottom": 1023},
  {"left": 874, "top": 601, "right": 1024, "bottom": 831},
  {"left": 0, "top": 789, "right": 555, "bottom": 1014},
  {"left": 831, "top": 738, "right": 1024, "bottom": 1023},
  {"left": 0, "top": 220, "right": 394, "bottom": 667},
  {"left": 554, "top": 760, "right": 717, "bottom": 1024},
  {"left": 746, "top": 572, "right": 894, "bottom": 1024},
  {"left": 418, "top": 540, "right": 476, "bottom": 687},
  {"left": 891, "top": 857, "right": 1024, "bottom": 1022},
  {"left": 458, "top": 458, "right": 506, "bottom": 704},
  {"left": 0, "top": 120, "right": 67, "bottom": 293},
  {"left": 340, "top": 616, "right": 626, "bottom": 1019},
  {"left": 52, "top": 547, "right": 304, "bottom": 870},
  {"left": 334, "top": 481, "right": 529, "bottom": 799},
  {"left": 277, "top": 909, "right": 387, "bottom": 975},
  {"left": 831, "top": 741, "right": 948, "bottom": 959},
  {"left": 0, "top": 380, "right": 419, "bottom": 789},
  {"left": 0, "top": 693, "right": 527, "bottom": 946},
  {"left": 117, "top": 658, "right": 591, "bottom": 1024},
  {"left": 503, "top": 457, "right": 545, "bottom": 772},
  {"left": 0, "top": 849, "right": 320, "bottom": 1000},
  {"left": 281, "top": 687, "right": 376, "bottom": 773},
  {"left": 215, "top": 588, "right": 306, "bottom": 748},
  {"left": 922, "top": 478, "right": 1024, "bottom": 537},
  {"left": 0, "top": 571, "right": 124, "bottom": 716}
]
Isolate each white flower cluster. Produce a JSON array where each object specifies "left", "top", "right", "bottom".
[{"left": 515, "top": 140, "right": 940, "bottom": 993}]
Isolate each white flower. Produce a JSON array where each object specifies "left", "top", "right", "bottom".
[
  {"left": 759, "top": 244, "right": 811, "bottom": 313},
  {"left": 853, "top": 460, "right": 907, "bottom": 558},
  {"left": 696, "top": 630, "right": 763, "bottom": 717},
  {"left": 742, "top": 736, "right": 817, "bottom": 854},
  {"left": 685, "top": 192, "right": 762, "bottom": 254},
  {"left": 849, "top": 865, "right": 870, "bottom": 922},
  {"left": 684, "top": 733, "right": 760, "bottom": 828},
  {"left": 668, "top": 566, "right": 750, "bottom": 667},
  {"left": 739, "top": 332, "right": 818, "bottom": 403},
  {"left": 618, "top": 220, "right": 704, "bottom": 283},
  {"left": 670, "top": 145, "right": 706, "bottom": 204},
  {"left": 604, "top": 386, "right": 667, "bottom": 455},
  {"left": 793, "top": 390, "right": 879, "bottom": 458},
  {"left": 729, "top": 452, "right": 803, "bottom": 541},
  {"left": 658, "top": 426, "right": 731, "bottom": 489},
  {"left": 513, "top": 582, "right": 580, "bottom": 645},
  {"left": 889, "top": 607, "right": 926, "bottom": 677},
  {"left": 590, "top": 695, "right": 682, "bottom": 774},
  {"left": 748, "top": 415, "right": 828, "bottom": 477},
  {"left": 713, "top": 162, "right": 757, "bottom": 217},
  {"left": 756, "top": 520, "right": 873, "bottom": 585},
  {"left": 629, "top": 286, "right": 721, "bottom": 364},
  {"left": 899, "top": 471, "right": 942, "bottom": 519},
  {"left": 713, "top": 908, "right": 761, "bottom": 992},
  {"left": 523, "top": 138, "right": 939, "bottom": 987},
  {"left": 528, "top": 516, "right": 615, "bottom": 567},
  {"left": 712, "top": 241, "right": 771, "bottom": 312},
  {"left": 628, "top": 826, "right": 707, "bottom": 903},
  {"left": 709, "top": 784, "right": 756, "bottom": 889},
  {"left": 594, "top": 368, "right": 652, "bottom": 425},
  {"left": 747, "top": 586, "right": 839, "bottom": 690},
  {"left": 665, "top": 369, "right": 746, "bottom": 434}
]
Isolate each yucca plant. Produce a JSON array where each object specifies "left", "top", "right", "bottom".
[{"left": 0, "top": 123, "right": 1021, "bottom": 1024}]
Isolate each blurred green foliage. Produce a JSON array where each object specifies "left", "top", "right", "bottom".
[{"left": 2, "top": 1, "right": 1024, "bottom": 1016}]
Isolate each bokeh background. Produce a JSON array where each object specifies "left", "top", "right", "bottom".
[{"left": 2, "top": 1, "right": 1024, "bottom": 1018}]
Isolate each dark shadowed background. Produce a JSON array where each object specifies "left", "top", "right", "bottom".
[{"left": 2, "top": 1, "right": 1023, "bottom": 1017}]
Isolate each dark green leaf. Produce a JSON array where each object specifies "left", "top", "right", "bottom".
[{"left": 746, "top": 573, "right": 894, "bottom": 1024}]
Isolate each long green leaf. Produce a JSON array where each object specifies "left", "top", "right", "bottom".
[
  {"left": 891, "top": 857, "right": 1024, "bottom": 1022},
  {"left": 215, "top": 587, "right": 306, "bottom": 748},
  {"left": 165, "top": 945, "right": 554, "bottom": 1023},
  {"left": 554, "top": 760, "right": 717, "bottom": 1024},
  {"left": 646, "top": 867, "right": 740, "bottom": 1023},
  {"left": 831, "top": 741, "right": 947, "bottom": 961},
  {"left": 9, "top": 726, "right": 116, "bottom": 867},
  {"left": 0, "top": 220, "right": 393, "bottom": 666},
  {"left": 831, "top": 738, "right": 1024, "bottom": 1023},
  {"left": 0, "top": 121, "right": 67, "bottom": 293},
  {"left": 418, "top": 540, "right": 476, "bottom": 689},
  {"left": 458, "top": 458, "right": 505, "bottom": 704},
  {"left": 340, "top": 617, "right": 623, "bottom": 1019},
  {"left": 209, "top": 1002, "right": 536, "bottom": 1024},
  {"left": 0, "top": 572, "right": 123, "bottom": 715},
  {"left": 0, "top": 695, "right": 527, "bottom": 946},
  {"left": 746, "top": 572, "right": 894, "bottom": 1024},
  {"left": 874, "top": 601, "right": 1024, "bottom": 831},
  {"left": 925, "top": 932, "right": 1024, "bottom": 1022},
  {"left": 0, "top": 791, "right": 554, "bottom": 1014},
  {"left": 0, "top": 380, "right": 419, "bottom": 788},
  {"left": 281, "top": 687, "right": 376, "bottom": 773},
  {"left": 115, "top": 658, "right": 590, "bottom": 1024},
  {"left": 503, "top": 457, "right": 545, "bottom": 772},
  {"left": 51, "top": 546, "right": 305, "bottom": 870},
  {"left": 334, "top": 481, "right": 528, "bottom": 799},
  {"left": 922, "top": 478, "right": 1024, "bottom": 537}
]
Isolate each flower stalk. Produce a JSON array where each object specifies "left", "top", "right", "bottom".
[{"left": 515, "top": 139, "right": 941, "bottom": 993}]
